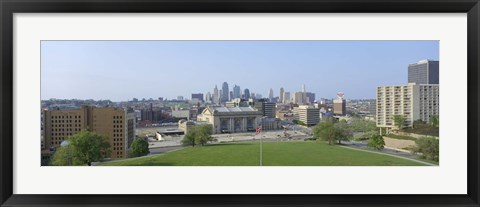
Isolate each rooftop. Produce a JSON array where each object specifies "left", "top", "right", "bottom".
[{"left": 213, "top": 106, "right": 258, "bottom": 113}]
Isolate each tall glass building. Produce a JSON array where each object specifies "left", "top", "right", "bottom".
[{"left": 408, "top": 59, "right": 439, "bottom": 84}]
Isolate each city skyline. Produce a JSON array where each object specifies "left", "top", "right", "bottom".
[{"left": 41, "top": 40, "right": 439, "bottom": 101}]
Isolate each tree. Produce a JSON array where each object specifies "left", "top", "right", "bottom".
[
  {"left": 349, "top": 117, "right": 377, "bottom": 132},
  {"left": 293, "top": 119, "right": 306, "bottom": 126},
  {"left": 182, "top": 129, "right": 196, "bottom": 147},
  {"left": 194, "top": 125, "right": 214, "bottom": 146},
  {"left": 429, "top": 115, "right": 439, "bottom": 128},
  {"left": 367, "top": 134, "right": 385, "bottom": 150},
  {"left": 181, "top": 125, "right": 214, "bottom": 147},
  {"left": 393, "top": 115, "right": 405, "bottom": 130},
  {"left": 129, "top": 138, "right": 150, "bottom": 158},
  {"left": 50, "top": 145, "right": 84, "bottom": 166},
  {"left": 334, "top": 121, "right": 353, "bottom": 144},
  {"left": 313, "top": 121, "right": 336, "bottom": 145},
  {"left": 412, "top": 137, "right": 439, "bottom": 162},
  {"left": 50, "top": 131, "right": 110, "bottom": 166}
]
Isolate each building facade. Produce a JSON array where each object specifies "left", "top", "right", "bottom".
[
  {"left": 293, "top": 92, "right": 305, "bottom": 105},
  {"left": 306, "top": 92, "right": 315, "bottom": 104},
  {"left": 333, "top": 97, "right": 347, "bottom": 116},
  {"left": 254, "top": 99, "right": 276, "bottom": 118},
  {"left": 42, "top": 106, "right": 136, "bottom": 159},
  {"left": 376, "top": 83, "right": 439, "bottom": 129},
  {"left": 279, "top": 87, "right": 284, "bottom": 103},
  {"left": 293, "top": 105, "right": 320, "bottom": 126},
  {"left": 197, "top": 107, "right": 263, "bottom": 134},
  {"left": 222, "top": 82, "right": 229, "bottom": 103},
  {"left": 233, "top": 85, "right": 241, "bottom": 99},
  {"left": 283, "top": 92, "right": 291, "bottom": 104},
  {"left": 191, "top": 93, "right": 204, "bottom": 101},
  {"left": 408, "top": 59, "right": 439, "bottom": 84}
]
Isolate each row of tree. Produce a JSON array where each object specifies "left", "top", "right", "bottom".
[
  {"left": 312, "top": 118, "right": 386, "bottom": 150},
  {"left": 393, "top": 115, "right": 439, "bottom": 129}
]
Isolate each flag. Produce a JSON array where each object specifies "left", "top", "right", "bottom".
[{"left": 256, "top": 126, "right": 262, "bottom": 135}]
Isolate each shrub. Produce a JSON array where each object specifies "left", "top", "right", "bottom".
[
  {"left": 412, "top": 137, "right": 439, "bottom": 162},
  {"left": 367, "top": 134, "right": 385, "bottom": 150}
]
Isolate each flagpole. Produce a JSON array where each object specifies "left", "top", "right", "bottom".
[{"left": 256, "top": 124, "right": 263, "bottom": 166}]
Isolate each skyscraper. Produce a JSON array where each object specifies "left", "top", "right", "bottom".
[
  {"left": 233, "top": 85, "right": 241, "bottom": 99},
  {"left": 205, "top": 92, "right": 211, "bottom": 103},
  {"left": 268, "top": 88, "right": 274, "bottom": 102},
  {"left": 279, "top": 87, "right": 284, "bottom": 103},
  {"left": 283, "top": 92, "right": 291, "bottom": 104},
  {"left": 306, "top": 92, "right": 315, "bottom": 104},
  {"left": 293, "top": 92, "right": 305, "bottom": 105},
  {"left": 222, "top": 82, "right": 229, "bottom": 102},
  {"left": 213, "top": 85, "right": 219, "bottom": 104},
  {"left": 302, "top": 84, "right": 306, "bottom": 93},
  {"left": 408, "top": 59, "right": 439, "bottom": 84},
  {"left": 244, "top": 88, "right": 250, "bottom": 99},
  {"left": 333, "top": 92, "right": 346, "bottom": 116}
]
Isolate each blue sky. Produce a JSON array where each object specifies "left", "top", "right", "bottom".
[{"left": 41, "top": 40, "right": 439, "bottom": 102}]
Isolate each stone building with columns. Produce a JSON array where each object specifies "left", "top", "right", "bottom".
[{"left": 197, "top": 106, "right": 263, "bottom": 134}]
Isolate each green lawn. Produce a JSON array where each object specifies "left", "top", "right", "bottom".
[{"left": 101, "top": 142, "right": 427, "bottom": 166}]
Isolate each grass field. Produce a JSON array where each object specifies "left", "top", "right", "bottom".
[{"left": 102, "top": 142, "right": 427, "bottom": 166}]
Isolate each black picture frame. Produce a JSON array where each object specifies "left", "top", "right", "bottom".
[{"left": 1, "top": 0, "right": 479, "bottom": 206}]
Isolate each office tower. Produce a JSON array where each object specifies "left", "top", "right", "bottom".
[
  {"left": 283, "top": 92, "right": 291, "bottom": 104},
  {"left": 222, "top": 82, "right": 229, "bottom": 102},
  {"left": 254, "top": 99, "right": 276, "bottom": 118},
  {"left": 293, "top": 105, "right": 320, "bottom": 126},
  {"left": 233, "top": 85, "right": 241, "bottom": 99},
  {"left": 268, "top": 88, "right": 274, "bottom": 102},
  {"left": 302, "top": 84, "right": 306, "bottom": 93},
  {"left": 376, "top": 83, "right": 439, "bottom": 130},
  {"left": 306, "top": 92, "right": 316, "bottom": 104},
  {"left": 205, "top": 92, "right": 211, "bottom": 103},
  {"left": 333, "top": 92, "right": 346, "bottom": 116},
  {"left": 244, "top": 88, "right": 250, "bottom": 99},
  {"left": 213, "top": 85, "right": 219, "bottom": 104},
  {"left": 42, "top": 106, "right": 136, "bottom": 159},
  {"left": 408, "top": 59, "right": 439, "bottom": 84},
  {"left": 279, "top": 87, "right": 284, "bottom": 103},
  {"left": 191, "top": 93, "right": 204, "bottom": 101},
  {"left": 293, "top": 92, "right": 305, "bottom": 105}
]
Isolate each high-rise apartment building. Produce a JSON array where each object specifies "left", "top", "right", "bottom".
[
  {"left": 42, "top": 106, "right": 136, "bottom": 159},
  {"left": 408, "top": 59, "right": 439, "bottom": 84},
  {"left": 293, "top": 105, "right": 320, "bottom": 126},
  {"left": 376, "top": 83, "right": 439, "bottom": 130}
]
